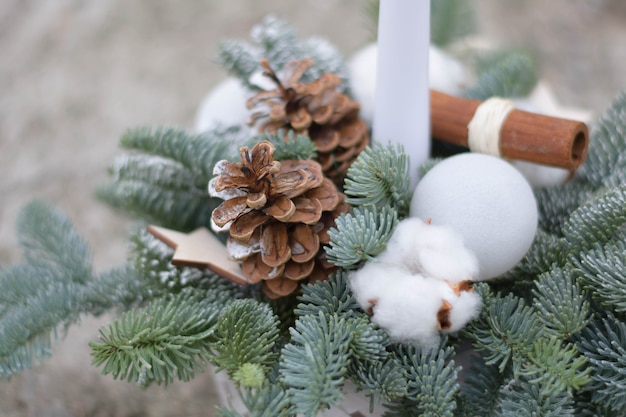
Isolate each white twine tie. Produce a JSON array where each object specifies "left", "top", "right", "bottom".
[{"left": 467, "top": 97, "right": 516, "bottom": 157}]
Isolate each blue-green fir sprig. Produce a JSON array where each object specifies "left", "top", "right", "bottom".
[
  {"left": 218, "top": 15, "right": 349, "bottom": 93},
  {"left": 468, "top": 291, "right": 543, "bottom": 374},
  {"left": 575, "top": 240, "right": 626, "bottom": 313},
  {"left": 216, "top": 383, "right": 294, "bottom": 417},
  {"left": 279, "top": 312, "right": 351, "bottom": 416},
  {"left": 386, "top": 342, "right": 460, "bottom": 417},
  {"left": 254, "top": 130, "right": 317, "bottom": 162},
  {"left": 532, "top": 268, "right": 590, "bottom": 339},
  {"left": 580, "top": 90, "right": 626, "bottom": 188},
  {"left": 325, "top": 205, "right": 398, "bottom": 269},
  {"left": 90, "top": 289, "right": 228, "bottom": 386},
  {"left": 210, "top": 299, "right": 280, "bottom": 384},
  {"left": 0, "top": 201, "right": 146, "bottom": 379},
  {"left": 294, "top": 271, "right": 361, "bottom": 317},
  {"left": 497, "top": 379, "right": 575, "bottom": 417},
  {"left": 98, "top": 126, "right": 237, "bottom": 231},
  {"left": 343, "top": 143, "right": 411, "bottom": 216},
  {"left": 463, "top": 49, "right": 538, "bottom": 100},
  {"left": 347, "top": 356, "right": 408, "bottom": 405},
  {"left": 577, "top": 315, "right": 626, "bottom": 413},
  {"left": 519, "top": 337, "right": 590, "bottom": 397}
]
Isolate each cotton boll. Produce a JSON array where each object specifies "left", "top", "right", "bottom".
[
  {"left": 376, "top": 217, "right": 426, "bottom": 274},
  {"left": 194, "top": 78, "right": 251, "bottom": 133},
  {"left": 411, "top": 222, "right": 479, "bottom": 283},
  {"left": 347, "top": 43, "right": 468, "bottom": 127},
  {"left": 368, "top": 273, "right": 444, "bottom": 348},
  {"left": 440, "top": 288, "right": 482, "bottom": 334},
  {"left": 349, "top": 258, "right": 482, "bottom": 346},
  {"left": 349, "top": 262, "right": 411, "bottom": 311},
  {"left": 377, "top": 217, "right": 478, "bottom": 282}
]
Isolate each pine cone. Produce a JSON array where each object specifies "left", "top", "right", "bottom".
[
  {"left": 209, "top": 141, "right": 348, "bottom": 298},
  {"left": 247, "top": 59, "right": 370, "bottom": 185}
]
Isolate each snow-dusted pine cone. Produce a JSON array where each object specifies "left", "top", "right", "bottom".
[
  {"left": 247, "top": 59, "right": 370, "bottom": 185},
  {"left": 209, "top": 141, "right": 348, "bottom": 298}
]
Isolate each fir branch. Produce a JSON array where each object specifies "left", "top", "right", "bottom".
[
  {"left": 507, "top": 228, "right": 568, "bottom": 278},
  {"left": 211, "top": 299, "right": 280, "bottom": 384},
  {"left": 217, "top": 39, "right": 262, "bottom": 87},
  {"left": 535, "top": 181, "right": 596, "bottom": 236},
  {"left": 497, "top": 379, "right": 575, "bottom": 417},
  {"left": 0, "top": 201, "right": 97, "bottom": 378},
  {"left": 343, "top": 143, "right": 412, "bottom": 215},
  {"left": 90, "top": 289, "right": 227, "bottom": 386},
  {"left": 218, "top": 15, "right": 349, "bottom": 92},
  {"left": 279, "top": 312, "right": 351, "bottom": 416},
  {"left": 83, "top": 264, "right": 158, "bottom": 315},
  {"left": 295, "top": 271, "right": 361, "bottom": 317},
  {"left": 468, "top": 292, "right": 542, "bottom": 374},
  {"left": 520, "top": 337, "right": 590, "bottom": 397},
  {"left": 430, "top": 0, "right": 476, "bottom": 47},
  {"left": 580, "top": 90, "right": 626, "bottom": 188},
  {"left": 458, "top": 361, "right": 507, "bottom": 417},
  {"left": 17, "top": 200, "right": 92, "bottom": 284},
  {"left": 129, "top": 227, "right": 242, "bottom": 297},
  {"left": 389, "top": 342, "right": 459, "bottom": 417},
  {"left": 577, "top": 315, "right": 626, "bottom": 413},
  {"left": 250, "top": 15, "right": 299, "bottom": 72},
  {"left": 562, "top": 184, "right": 626, "bottom": 254},
  {"left": 532, "top": 268, "right": 590, "bottom": 339},
  {"left": 348, "top": 356, "right": 407, "bottom": 404},
  {"left": 99, "top": 126, "right": 235, "bottom": 230},
  {"left": 98, "top": 180, "right": 217, "bottom": 231},
  {"left": 575, "top": 240, "right": 626, "bottom": 313},
  {"left": 216, "top": 383, "right": 294, "bottom": 417},
  {"left": 325, "top": 205, "right": 398, "bottom": 269},
  {"left": 119, "top": 126, "right": 236, "bottom": 180},
  {"left": 463, "top": 50, "right": 538, "bottom": 100},
  {"left": 256, "top": 130, "right": 317, "bottom": 161},
  {"left": 348, "top": 315, "right": 389, "bottom": 363},
  {"left": 0, "top": 280, "right": 86, "bottom": 379}
]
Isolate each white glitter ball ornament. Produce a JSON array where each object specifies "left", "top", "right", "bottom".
[{"left": 410, "top": 153, "right": 538, "bottom": 280}]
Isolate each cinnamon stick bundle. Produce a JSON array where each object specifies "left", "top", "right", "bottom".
[{"left": 430, "top": 90, "right": 589, "bottom": 170}]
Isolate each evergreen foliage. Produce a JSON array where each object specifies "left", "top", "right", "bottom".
[
  {"left": 343, "top": 143, "right": 412, "bottom": 216},
  {"left": 98, "top": 126, "right": 235, "bottom": 231},
  {"left": 279, "top": 312, "right": 351, "bottom": 416},
  {"left": 325, "top": 205, "right": 398, "bottom": 269},
  {"left": 0, "top": 201, "right": 143, "bottom": 379},
  {"left": 210, "top": 299, "right": 280, "bottom": 383},
  {"left": 256, "top": 130, "right": 317, "bottom": 162},
  {"left": 430, "top": 0, "right": 476, "bottom": 47},
  {"left": 464, "top": 50, "right": 538, "bottom": 100},
  {"left": 386, "top": 342, "right": 459, "bottom": 417},
  {"left": 4, "top": 5, "right": 626, "bottom": 417},
  {"left": 580, "top": 90, "right": 626, "bottom": 188},
  {"left": 218, "top": 15, "right": 349, "bottom": 93},
  {"left": 90, "top": 289, "right": 227, "bottom": 386}
]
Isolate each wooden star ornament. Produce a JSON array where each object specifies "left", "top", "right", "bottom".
[{"left": 147, "top": 225, "right": 249, "bottom": 286}]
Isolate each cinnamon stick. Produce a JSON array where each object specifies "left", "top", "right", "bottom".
[{"left": 430, "top": 90, "right": 589, "bottom": 170}]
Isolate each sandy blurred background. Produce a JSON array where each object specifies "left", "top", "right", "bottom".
[{"left": 0, "top": 1, "right": 624, "bottom": 416}]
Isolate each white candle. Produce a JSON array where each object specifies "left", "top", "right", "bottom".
[{"left": 373, "top": 0, "right": 431, "bottom": 189}]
